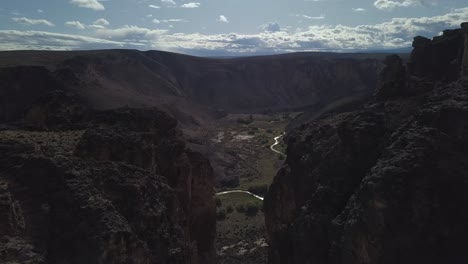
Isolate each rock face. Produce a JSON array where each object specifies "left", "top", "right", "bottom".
[
  {"left": 408, "top": 26, "right": 466, "bottom": 82},
  {"left": 265, "top": 24, "right": 468, "bottom": 264},
  {"left": 0, "top": 104, "right": 215, "bottom": 263},
  {"left": 462, "top": 23, "right": 468, "bottom": 77}
]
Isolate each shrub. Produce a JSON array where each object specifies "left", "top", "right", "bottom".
[
  {"left": 278, "top": 154, "right": 285, "bottom": 160},
  {"left": 260, "top": 139, "right": 269, "bottom": 144},
  {"left": 266, "top": 129, "right": 273, "bottom": 133},
  {"left": 245, "top": 202, "right": 260, "bottom": 217},
  {"left": 248, "top": 184, "right": 269, "bottom": 196},
  {"left": 226, "top": 205, "right": 234, "bottom": 214},
  {"left": 215, "top": 197, "right": 222, "bottom": 208},
  {"left": 236, "top": 204, "right": 245, "bottom": 213},
  {"left": 216, "top": 208, "right": 227, "bottom": 220},
  {"left": 236, "top": 118, "right": 253, "bottom": 125},
  {"left": 248, "top": 131, "right": 255, "bottom": 135}
]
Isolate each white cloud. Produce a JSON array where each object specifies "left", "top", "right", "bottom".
[
  {"left": 149, "top": 4, "right": 161, "bottom": 9},
  {"left": 70, "top": 0, "right": 105, "bottom": 11},
  {"left": 161, "top": 0, "right": 176, "bottom": 4},
  {"left": 352, "top": 8, "right": 367, "bottom": 12},
  {"left": 37, "top": 9, "right": 44, "bottom": 13},
  {"left": 217, "top": 15, "right": 229, "bottom": 23},
  {"left": 373, "top": 0, "right": 425, "bottom": 10},
  {"left": 297, "top": 14, "right": 326, "bottom": 20},
  {"left": 153, "top": 18, "right": 187, "bottom": 24},
  {"left": 12, "top": 17, "right": 55, "bottom": 27},
  {"left": 65, "top": 21, "right": 86, "bottom": 30},
  {"left": 0, "top": 30, "right": 128, "bottom": 50},
  {"left": 2, "top": 7, "right": 468, "bottom": 55},
  {"left": 94, "top": 18, "right": 110, "bottom": 26},
  {"left": 93, "top": 25, "right": 167, "bottom": 42},
  {"left": 180, "top": 2, "right": 200, "bottom": 8},
  {"left": 259, "top": 22, "right": 281, "bottom": 32}
]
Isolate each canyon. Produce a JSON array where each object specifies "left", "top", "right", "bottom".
[{"left": 0, "top": 22, "right": 467, "bottom": 264}]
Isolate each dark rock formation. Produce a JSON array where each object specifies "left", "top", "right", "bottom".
[
  {"left": 75, "top": 107, "right": 216, "bottom": 263},
  {"left": 265, "top": 24, "right": 468, "bottom": 264},
  {"left": 376, "top": 55, "right": 406, "bottom": 99},
  {"left": 461, "top": 23, "right": 468, "bottom": 77},
  {"left": 408, "top": 25, "right": 466, "bottom": 82},
  {"left": 0, "top": 105, "right": 215, "bottom": 263}
]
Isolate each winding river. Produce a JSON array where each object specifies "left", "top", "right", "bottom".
[{"left": 215, "top": 132, "right": 286, "bottom": 201}]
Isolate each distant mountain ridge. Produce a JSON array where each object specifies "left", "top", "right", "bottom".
[{"left": 0, "top": 50, "right": 386, "bottom": 129}]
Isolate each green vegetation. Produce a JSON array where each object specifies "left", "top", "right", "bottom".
[
  {"left": 216, "top": 208, "right": 227, "bottom": 220},
  {"left": 245, "top": 202, "right": 260, "bottom": 217},
  {"left": 278, "top": 154, "right": 285, "bottom": 160},
  {"left": 236, "top": 204, "right": 245, "bottom": 213},
  {"left": 226, "top": 205, "right": 234, "bottom": 214},
  {"left": 215, "top": 197, "right": 222, "bottom": 208},
  {"left": 236, "top": 118, "right": 252, "bottom": 125}
]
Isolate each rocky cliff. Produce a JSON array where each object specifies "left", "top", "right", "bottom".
[
  {"left": 0, "top": 98, "right": 215, "bottom": 263},
  {"left": 265, "top": 23, "right": 468, "bottom": 264}
]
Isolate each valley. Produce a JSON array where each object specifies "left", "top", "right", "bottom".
[
  {"left": 2, "top": 22, "right": 467, "bottom": 263},
  {"left": 211, "top": 113, "right": 292, "bottom": 264}
]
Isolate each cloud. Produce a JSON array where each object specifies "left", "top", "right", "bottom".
[
  {"left": 93, "top": 25, "right": 167, "bottom": 42},
  {"left": 217, "top": 15, "right": 229, "bottom": 23},
  {"left": 153, "top": 18, "right": 187, "bottom": 24},
  {"left": 94, "top": 18, "right": 110, "bottom": 26},
  {"left": 180, "top": 2, "right": 200, "bottom": 8},
  {"left": 12, "top": 17, "right": 55, "bottom": 27},
  {"left": 352, "top": 8, "right": 367, "bottom": 12},
  {"left": 149, "top": 4, "right": 161, "bottom": 8},
  {"left": 2, "top": 7, "right": 468, "bottom": 55},
  {"left": 70, "top": 0, "right": 105, "bottom": 11},
  {"left": 297, "top": 14, "right": 326, "bottom": 20},
  {"left": 373, "top": 0, "right": 425, "bottom": 10},
  {"left": 259, "top": 22, "right": 281, "bottom": 32},
  {"left": 37, "top": 9, "right": 44, "bottom": 13},
  {"left": 161, "top": 0, "right": 176, "bottom": 4},
  {"left": 65, "top": 21, "right": 86, "bottom": 30},
  {"left": 0, "top": 30, "right": 129, "bottom": 50}
]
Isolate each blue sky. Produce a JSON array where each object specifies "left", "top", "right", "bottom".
[{"left": 0, "top": 0, "right": 467, "bottom": 55}]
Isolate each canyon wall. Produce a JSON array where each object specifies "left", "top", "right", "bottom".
[
  {"left": 0, "top": 51, "right": 384, "bottom": 122},
  {"left": 265, "top": 23, "right": 468, "bottom": 264},
  {"left": 0, "top": 99, "right": 215, "bottom": 263}
]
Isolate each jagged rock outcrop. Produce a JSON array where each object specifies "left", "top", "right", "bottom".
[
  {"left": 461, "top": 22, "right": 468, "bottom": 77},
  {"left": 376, "top": 55, "right": 407, "bottom": 99},
  {"left": 75, "top": 107, "right": 216, "bottom": 263},
  {"left": 408, "top": 25, "right": 466, "bottom": 82},
  {"left": 265, "top": 23, "right": 468, "bottom": 264},
  {"left": 0, "top": 104, "right": 216, "bottom": 263}
]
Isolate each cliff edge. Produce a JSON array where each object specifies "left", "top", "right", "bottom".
[
  {"left": 0, "top": 102, "right": 215, "bottom": 263},
  {"left": 265, "top": 23, "right": 468, "bottom": 264}
]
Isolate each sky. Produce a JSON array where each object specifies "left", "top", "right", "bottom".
[{"left": 0, "top": 0, "right": 468, "bottom": 56}]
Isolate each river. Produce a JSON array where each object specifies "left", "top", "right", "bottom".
[{"left": 215, "top": 132, "right": 285, "bottom": 201}]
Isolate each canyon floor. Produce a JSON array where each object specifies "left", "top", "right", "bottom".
[{"left": 201, "top": 112, "right": 297, "bottom": 264}]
